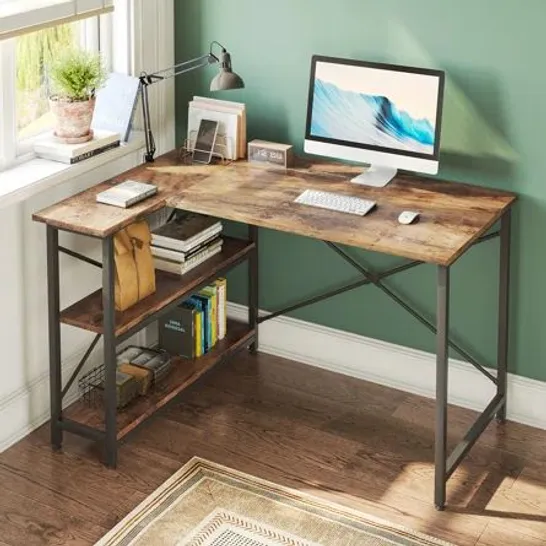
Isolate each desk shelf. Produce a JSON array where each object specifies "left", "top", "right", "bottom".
[
  {"left": 60, "top": 237, "right": 254, "bottom": 338},
  {"left": 63, "top": 320, "right": 254, "bottom": 440},
  {"left": 42, "top": 218, "right": 259, "bottom": 467}
]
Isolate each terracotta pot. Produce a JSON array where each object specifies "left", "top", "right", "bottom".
[{"left": 49, "top": 96, "right": 96, "bottom": 143}]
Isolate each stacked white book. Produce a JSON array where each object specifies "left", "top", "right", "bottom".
[
  {"left": 151, "top": 213, "right": 223, "bottom": 276},
  {"left": 96, "top": 180, "right": 158, "bottom": 208},
  {"left": 188, "top": 96, "right": 246, "bottom": 161},
  {"left": 34, "top": 130, "right": 120, "bottom": 164}
]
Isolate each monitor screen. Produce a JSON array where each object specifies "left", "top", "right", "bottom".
[{"left": 306, "top": 57, "right": 444, "bottom": 161}]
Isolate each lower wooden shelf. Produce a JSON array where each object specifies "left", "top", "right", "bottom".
[{"left": 63, "top": 319, "right": 254, "bottom": 440}]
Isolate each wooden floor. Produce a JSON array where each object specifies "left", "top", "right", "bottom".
[{"left": 1, "top": 351, "right": 545, "bottom": 546}]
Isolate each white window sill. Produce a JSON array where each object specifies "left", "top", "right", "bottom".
[{"left": 0, "top": 134, "right": 145, "bottom": 210}]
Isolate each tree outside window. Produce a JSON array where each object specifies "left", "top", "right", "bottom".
[{"left": 16, "top": 24, "right": 77, "bottom": 140}]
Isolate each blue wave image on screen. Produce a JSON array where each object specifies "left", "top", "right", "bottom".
[{"left": 311, "top": 79, "right": 435, "bottom": 154}]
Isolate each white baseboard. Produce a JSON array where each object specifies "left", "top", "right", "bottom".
[
  {"left": 0, "top": 341, "right": 105, "bottom": 453},
  {"left": 228, "top": 302, "right": 546, "bottom": 431},
  {"left": 3, "top": 301, "right": 543, "bottom": 454}
]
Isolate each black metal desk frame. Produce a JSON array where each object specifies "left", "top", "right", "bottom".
[
  {"left": 256, "top": 211, "right": 511, "bottom": 511},
  {"left": 46, "top": 203, "right": 511, "bottom": 511}
]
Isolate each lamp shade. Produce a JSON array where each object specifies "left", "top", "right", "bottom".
[
  {"left": 210, "top": 50, "right": 245, "bottom": 91},
  {"left": 210, "top": 71, "right": 245, "bottom": 91}
]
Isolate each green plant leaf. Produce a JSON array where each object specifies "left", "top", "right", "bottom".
[{"left": 48, "top": 49, "right": 106, "bottom": 101}]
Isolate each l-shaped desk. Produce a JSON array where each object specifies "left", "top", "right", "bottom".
[{"left": 33, "top": 150, "right": 516, "bottom": 510}]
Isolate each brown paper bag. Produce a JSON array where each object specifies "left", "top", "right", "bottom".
[
  {"left": 126, "top": 221, "right": 156, "bottom": 301},
  {"left": 114, "top": 220, "right": 156, "bottom": 311}
]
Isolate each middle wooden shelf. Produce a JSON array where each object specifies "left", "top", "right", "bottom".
[{"left": 60, "top": 237, "right": 254, "bottom": 338}]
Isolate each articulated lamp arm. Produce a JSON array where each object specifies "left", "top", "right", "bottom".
[{"left": 138, "top": 41, "right": 244, "bottom": 162}]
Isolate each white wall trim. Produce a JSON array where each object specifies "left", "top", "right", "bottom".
[
  {"left": 0, "top": 341, "right": 103, "bottom": 453},
  {"left": 227, "top": 302, "right": 546, "bottom": 431},
  {"left": 4, "top": 299, "right": 542, "bottom": 454}
]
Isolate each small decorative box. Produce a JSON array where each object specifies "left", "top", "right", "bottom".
[
  {"left": 248, "top": 140, "right": 294, "bottom": 168},
  {"left": 140, "top": 352, "right": 171, "bottom": 383},
  {"left": 118, "top": 362, "right": 153, "bottom": 395},
  {"left": 114, "top": 371, "right": 140, "bottom": 408},
  {"left": 118, "top": 345, "right": 172, "bottom": 386},
  {"left": 116, "top": 345, "right": 142, "bottom": 366}
]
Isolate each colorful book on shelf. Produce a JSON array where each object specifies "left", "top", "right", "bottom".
[
  {"left": 194, "top": 291, "right": 215, "bottom": 353},
  {"left": 195, "top": 307, "right": 204, "bottom": 357},
  {"left": 213, "top": 278, "right": 227, "bottom": 340},
  {"left": 34, "top": 129, "right": 121, "bottom": 164},
  {"left": 200, "top": 285, "right": 218, "bottom": 348},
  {"left": 187, "top": 296, "right": 205, "bottom": 357},
  {"left": 151, "top": 213, "right": 222, "bottom": 253},
  {"left": 153, "top": 239, "right": 223, "bottom": 275},
  {"left": 151, "top": 234, "right": 221, "bottom": 262}
]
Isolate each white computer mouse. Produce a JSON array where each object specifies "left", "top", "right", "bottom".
[{"left": 398, "top": 211, "right": 420, "bottom": 225}]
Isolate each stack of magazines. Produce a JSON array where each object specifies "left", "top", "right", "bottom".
[{"left": 151, "top": 213, "right": 223, "bottom": 275}]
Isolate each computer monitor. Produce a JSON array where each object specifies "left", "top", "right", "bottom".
[{"left": 304, "top": 56, "right": 445, "bottom": 187}]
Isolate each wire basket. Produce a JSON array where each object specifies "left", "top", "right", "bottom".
[{"left": 78, "top": 363, "right": 107, "bottom": 407}]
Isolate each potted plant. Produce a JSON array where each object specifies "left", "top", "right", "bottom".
[{"left": 48, "top": 49, "right": 106, "bottom": 143}]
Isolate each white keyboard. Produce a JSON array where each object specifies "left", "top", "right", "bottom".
[{"left": 295, "top": 189, "right": 376, "bottom": 216}]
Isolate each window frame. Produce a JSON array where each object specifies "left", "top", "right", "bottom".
[
  {"left": 0, "top": 38, "right": 16, "bottom": 169},
  {"left": 0, "top": 12, "right": 112, "bottom": 169},
  {"left": 0, "top": 0, "right": 175, "bottom": 176}
]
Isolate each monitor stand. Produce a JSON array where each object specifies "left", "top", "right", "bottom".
[{"left": 351, "top": 166, "right": 398, "bottom": 188}]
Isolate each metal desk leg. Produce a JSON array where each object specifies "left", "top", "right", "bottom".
[
  {"left": 496, "top": 209, "right": 511, "bottom": 422},
  {"left": 435, "top": 265, "right": 450, "bottom": 510},
  {"left": 103, "top": 236, "right": 117, "bottom": 467},
  {"left": 47, "top": 226, "right": 62, "bottom": 450},
  {"left": 249, "top": 225, "right": 259, "bottom": 353}
]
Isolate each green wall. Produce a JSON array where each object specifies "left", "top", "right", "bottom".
[{"left": 175, "top": 0, "right": 546, "bottom": 382}]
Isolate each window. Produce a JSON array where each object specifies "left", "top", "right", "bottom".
[
  {"left": 0, "top": 8, "right": 112, "bottom": 169},
  {"left": 0, "top": 0, "right": 175, "bottom": 176}
]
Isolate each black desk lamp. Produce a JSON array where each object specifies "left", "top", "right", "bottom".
[{"left": 139, "top": 41, "right": 245, "bottom": 162}]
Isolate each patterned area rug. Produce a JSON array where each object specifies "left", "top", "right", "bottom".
[{"left": 96, "top": 458, "right": 455, "bottom": 546}]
